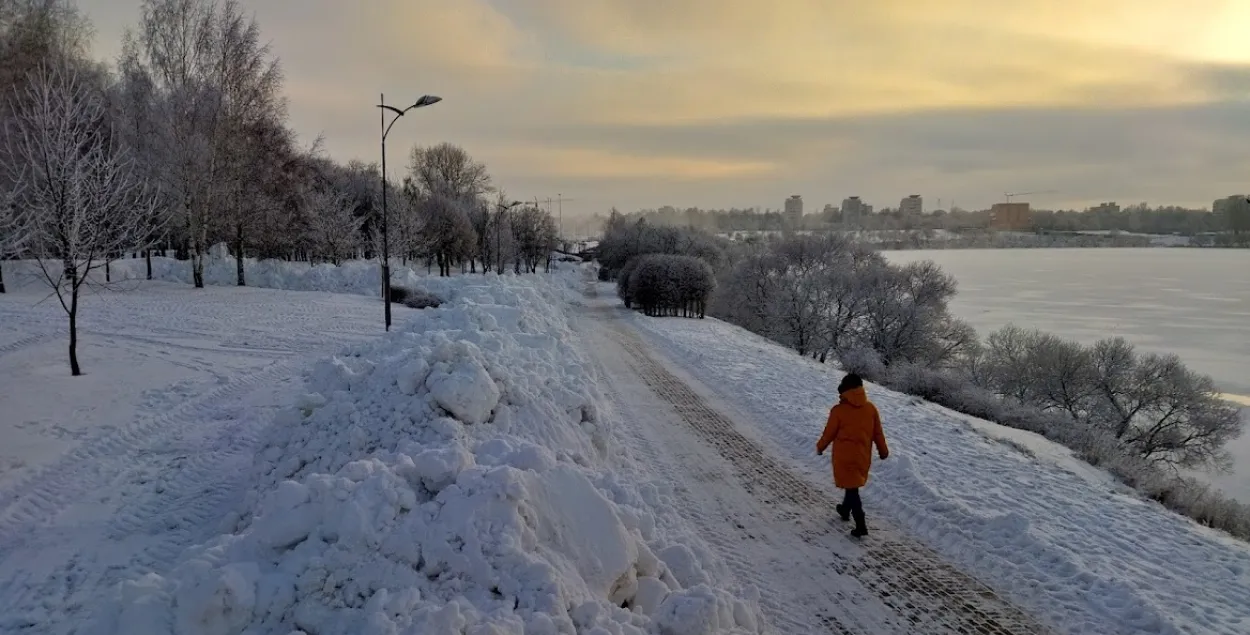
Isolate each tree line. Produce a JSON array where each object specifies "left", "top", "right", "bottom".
[
  {"left": 597, "top": 213, "right": 1250, "bottom": 540},
  {"left": 618, "top": 202, "right": 1235, "bottom": 236},
  {"left": 0, "top": 0, "right": 560, "bottom": 375}
]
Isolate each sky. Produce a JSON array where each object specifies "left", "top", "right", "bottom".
[{"left": 76, "top": 0, "right": 1250, "bottom": 221}]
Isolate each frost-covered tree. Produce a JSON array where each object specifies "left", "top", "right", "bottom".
[
  {"left": 8, "top": 62, "right": 160, "bottom": 375},
  {"left": 854, "top": 260, "right": 962, "bottom": 366},
  {"left": 112, "top": 42, "right": 171, "bottom": 279},
  {"left": 511, "top": 205, "right": 557, "bottom": 274},
  {"left": 304, "top": 186, "right": 361, "bottom": 265},
  {"left": 621, "top": 254, "right": 715, "bottom": 318},
  {"left": 414, "top": 192, "right": 475, "bottom": 277},
  {"left": 124, "top": 0, "right": 283, "bottom": 288},
  {"left": 1087, "top": 337, "right": 1242, "bottom": 470},
  {"left": 406, "top": 142, "right": 492, "bottom": 200}
]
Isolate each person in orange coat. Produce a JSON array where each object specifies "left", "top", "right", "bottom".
[{"left": 816, "top": 373, "right": 889, "bottom": 538}]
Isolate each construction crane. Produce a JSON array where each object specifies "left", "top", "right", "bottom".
[{"left": 1004, "top": 189, "right": 1057, "bottom": 203}]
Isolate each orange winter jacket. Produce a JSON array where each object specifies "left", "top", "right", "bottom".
[{"left": 816, "top": 385, "right": 889, "bottom": 489}]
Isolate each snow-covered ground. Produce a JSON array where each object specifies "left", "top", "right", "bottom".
[
  {"left": 619, "top": 290, "right": 1250, "bottom": 635},
  {"left": 1, "top": 258, "right": 763, "bottom": 634},
  {"left": 6, "top": 254, "right": 1250, "bottom": 635}
]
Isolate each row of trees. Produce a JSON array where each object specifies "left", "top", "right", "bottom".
[
  {"left": 619, "top": 203, "right": 1234, "bottom": 237},
  {"left": 966, "top": 326, "right": 1241, "bottom": 470},
  {"left": 0, "top": 0, "right": 561, "bottom": 375}
]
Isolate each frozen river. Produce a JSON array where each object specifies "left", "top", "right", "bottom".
[{"left": 883, "top": 247, "right": 1250, "bottom": 502}]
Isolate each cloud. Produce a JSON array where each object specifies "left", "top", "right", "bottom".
[{"left": 74, "top": 0, "right": 1250, "bottom": 218}]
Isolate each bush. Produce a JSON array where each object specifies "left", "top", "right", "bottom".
[
  {"left": 389, "top": 285, "right": 443, "bottom": 309},
  {"left": 597, "top": 212, "right": 728, "bottom": 279},
  {"left": 388, "top": 285, "right": 412, "bottom": 304},
  {"left": 402, "top": 288, "right": 443, "bottom": 309}
]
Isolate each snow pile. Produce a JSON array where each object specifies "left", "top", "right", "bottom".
[{"left": 92, "top": 274, "right": 763, "bottom": 635}]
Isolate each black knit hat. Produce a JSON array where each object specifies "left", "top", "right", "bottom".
[{"left": 837, "top": 373, "right": 863, "bottom": 394}]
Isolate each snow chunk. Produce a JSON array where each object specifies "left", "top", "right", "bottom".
[{"left": 425, "top": 348, "right": 500, "bottom": 425}]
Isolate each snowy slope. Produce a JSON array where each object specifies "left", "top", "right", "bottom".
[
  {"left": 621, "top": 293, "right": 1250, "bottom": 635},
  {"left": 77, "top": 269, "right": 764, "bottom": 635}
]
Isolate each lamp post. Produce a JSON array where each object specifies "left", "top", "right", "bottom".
[
  {"left": 495, "top": 200, "right": 521, "bottom": 274},
  {"left": 378, "top": 93, "right": 441, "bottom": 331}
]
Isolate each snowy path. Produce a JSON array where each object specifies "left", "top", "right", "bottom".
[
  {"left": 0, "top": 283, "right": 384, "bottom": 633},
  {"left": 579, "top": 304, "right": 1051, "bottom": 635}
]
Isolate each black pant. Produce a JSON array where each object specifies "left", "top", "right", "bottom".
[{"left": 841, "top": 488, "right": 866, "bottom": 530}]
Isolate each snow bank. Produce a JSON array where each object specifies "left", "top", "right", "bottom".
[
  {"left": 0, "top": 250, "right": 445, "bottom": 300},
  {"left": 90, "top": 271, "right": 762, "bottom": 635}
]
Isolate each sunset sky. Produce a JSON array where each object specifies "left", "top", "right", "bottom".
[{"left": 78, "top": 0, "right": 1250, "bottom": 219}]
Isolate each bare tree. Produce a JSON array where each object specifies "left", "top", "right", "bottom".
[
  {"left": 406, "top": 142, "right": 492, "bottom": 200},
  {"left": 8, "top": 62, "right": 159, "bottom": 375}
]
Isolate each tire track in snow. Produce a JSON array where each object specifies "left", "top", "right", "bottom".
[
  {"left": 0, "top": 359, "right": 295, "bottom": 551},
  {"left": 598, "top": 312, "right": 1053, "bottom": 635},
  {"left": 0, "top": 330, "right": 60, "bottom": 360},
  {"left": 584, "top": 314, "right": 904, "bottom": 635}
]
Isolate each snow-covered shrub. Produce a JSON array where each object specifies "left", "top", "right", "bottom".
[
  {"left": 92, "top": 274, "right": 765, "bottom": 635},
  {"left": 625, "top": 254, "right": 716, "bottom": 318},
  {"left": 596, "top": 212, "right": 728, "bottom": 279}
]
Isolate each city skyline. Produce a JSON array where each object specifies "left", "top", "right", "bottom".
[{"left": 74, "top": 0, "right": 1250, "bottom": 218}]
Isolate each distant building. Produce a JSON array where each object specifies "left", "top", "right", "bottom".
[
  {"left": 842, "top": 196, "right": 867, "bottom": 217},
  {"left": 784, "top": 195, "right": 803, "bottom": 222},
  {"left": 989, "top": 202, "right": 1032, "bottom": 231},
  {"left": 899, "top": 194, "right": 923, "bottom": 215},
  {"left": 1088, "top": 202, "right": 1120, "bottom": 214}
]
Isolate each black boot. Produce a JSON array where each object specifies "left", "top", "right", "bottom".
[
  {"left": 835, "top": 504, "right": 850, "bottom": 522},
  {"left": 850, "top": 509, "right": 868, "bottom": 538}
]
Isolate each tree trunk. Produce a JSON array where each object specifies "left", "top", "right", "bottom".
[
  {"left": 106, "top": 258, "right": 111, "bottom": 283},
  {"left": 145, "top": 250, "right": 153, "bottom": 280},
  {"left": 235, "top": 222, "right": 246, "bottom": 286},
  {"left": 0, "top": 261, "right": 6, "bottom": 293},
  {"left": 69, "top": 280, "right": 81, "bottom": 376}
]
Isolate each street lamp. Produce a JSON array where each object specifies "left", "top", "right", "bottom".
[
  {"left": 378, "top": 93, "right": 441, "bottom": 331},
  {"left": 495, "top": 200, "right": 522, "bottom": 274}
]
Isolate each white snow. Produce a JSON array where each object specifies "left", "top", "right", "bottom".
[
  {"left": 0, "top": 257, "right": 763, "bottom": 635},
  {"left": 11, "top": 250, "right": 1250, "bottom": 635},
  {"left": 622, "top": 297, "right": 1250, "bottom": 635}
]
